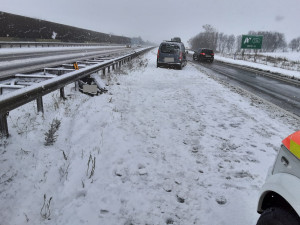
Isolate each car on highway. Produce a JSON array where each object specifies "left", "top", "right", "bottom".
[
  {"left": 157, "top": 39, "right": 187, "bottom": 70},
  {"left": 256, "top": 131, "right": 300, "bottom": 225},
  {"left": 193, "top": 48, "right": 214, "bottom": 62}
]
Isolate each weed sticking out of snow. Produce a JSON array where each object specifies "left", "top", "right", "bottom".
[
  {"left": 44, "top": 119, "right": 61, "bottom": 146},
  {"left": 40, "top": 194, "right": 52, "bottom": 220}
]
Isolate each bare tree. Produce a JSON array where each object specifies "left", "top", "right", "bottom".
[
  {"left": 289, "top": 37, "right": 300, "bottom": 52},
  {"left": 248, "top": 31, "right": 287, "bottom": 52},
  {"left": 188, "top": 24, "right": 218, "bottom": 51},
  {"left": 217, "top": 33, "right": 227, "bottom": 53},
  {"left": 226, "top": 35, "right": 236, "bottom": 53}
]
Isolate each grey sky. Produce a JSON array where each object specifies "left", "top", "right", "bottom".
[{"left": 1, "top": 0, "right": 300, "bottom": 46}]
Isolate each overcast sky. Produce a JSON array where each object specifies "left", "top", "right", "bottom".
[{"left": 1, "top": 0, "right": 300, "bottom": 46}]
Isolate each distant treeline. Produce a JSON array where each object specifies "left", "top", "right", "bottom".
[
  {"left": 189, "top": 24, "right": 300, "bottom": 53},
  {"left": 0, "top": 11, "right": 131, "bottom": 44}
]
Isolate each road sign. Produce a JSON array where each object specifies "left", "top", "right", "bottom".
[{"left": 241, "top": 35, "right": 263, "bottom": 49}]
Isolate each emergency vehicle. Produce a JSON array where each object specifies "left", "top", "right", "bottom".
[{"left": 257, "top": 131, "right": 300, "bottom": 225}]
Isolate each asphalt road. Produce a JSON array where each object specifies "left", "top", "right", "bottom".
[
  {"left": 0, "top": 47, "right": 122, "bottom": 61},
  {"left": 191, "top": 57, "right": 300, "bottom": 117},
  {"left": 0, "top": 46, "right": 130, "bottom": 80}
]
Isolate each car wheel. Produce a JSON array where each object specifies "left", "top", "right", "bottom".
[
  {"left": 256, "top": 207, "right": 300, "bottom": 225},
  {"left": 178, "top": 64, "right": 183, "bottom": 70},
  {"left": 157, "top": 63, "right": 160, "bottom": 68}
]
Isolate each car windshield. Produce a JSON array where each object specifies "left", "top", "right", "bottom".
[{"left": 160, "top": 43, "right": 180, "bottom": 54}]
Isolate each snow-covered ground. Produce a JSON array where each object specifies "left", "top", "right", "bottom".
[
  {"left": 1, "top": 49, "right": 300, "bottom": 225},
  {"left": 214, "top": 55, "right": 300, "bottom": 79},
  {"left": 259, "top": 52, "right": 300, "bottom": 62}
]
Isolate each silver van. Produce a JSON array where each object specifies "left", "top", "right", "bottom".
[{"left": 157, "top": 40, "right": 187, "bottom": 70}]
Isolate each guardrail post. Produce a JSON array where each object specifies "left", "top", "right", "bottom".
[
  {"left": 75, "top": 81, "right": 79, "bottom": 91},
  {"left": 108, "top": 66, "right": 110, "bottom": 73},
  {"left": 36, "top": 96, "right": 44, "bottom": 113},
  {"left": 60, "top": 87, "right": 66, "bottom": 99},
  {"left": 0, "top": 113, "right": 9, "bottom": 138},
  {"left": 102, "top": 68, "right": 106, "bottom": 76}
]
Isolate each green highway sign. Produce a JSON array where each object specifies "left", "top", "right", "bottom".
[{"left": 241, "top": 35, "right": 263, "bottom": 49}]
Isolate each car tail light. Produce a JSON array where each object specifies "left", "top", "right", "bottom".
[
  {"left": 211, "top": 53, "right": 214, "bottom": 56},
  {"left": 179, "top": 52, "right": 182, "bottom": 61},
  {"left": 200, "top": 53, "right": 205, "bottom": 55},
  {"left": 157, "top": 49, "right": 159, "bottom": 59}
]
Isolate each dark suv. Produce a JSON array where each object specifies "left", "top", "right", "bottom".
[
  {"left": 157, "top": 40, "right": 187, "bottom": 70},
  {"left": 193, "top": 48, "right": 214, "bottom": 62}
]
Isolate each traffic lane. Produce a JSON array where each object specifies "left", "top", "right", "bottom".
[
  {"left": 193, "top": 59, "right": 300, "bottom": 116},
  {"left": 0, "top": 46, "right": 126, "bottom": 62},
  {"left": 205, "top": 61, "right": 300, "bottom": 103},
  {"left": 0, "top": 48, "right": 131, "bottom": 80}
]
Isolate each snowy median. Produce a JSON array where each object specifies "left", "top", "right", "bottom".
[
  {"left": 214, "top": 54, "right": 300, "bottom": 80},
  {"left": 1, "top": 48, "right": 299, "bottom": 225}
]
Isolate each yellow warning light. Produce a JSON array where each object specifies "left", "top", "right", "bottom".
[{"left": 73, "top": 63, "right": 79, "bottom": 70}]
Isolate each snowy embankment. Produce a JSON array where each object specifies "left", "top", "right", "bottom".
[
  {"left": 214, "top": 54, "right": 300, "bottom": 79},
  {"left": 1, "top": 49, "right": 299, "bottom": 225},
  {"left": 259, "top": 52, "right": 300, "bottom": 62}
]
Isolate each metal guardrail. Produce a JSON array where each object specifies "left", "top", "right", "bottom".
[
  {"left": 0, "top": 41, "right": 123, "bottom": 48},
  {"left": 0, "top": 47, "right": 153, "bottom": 137}
]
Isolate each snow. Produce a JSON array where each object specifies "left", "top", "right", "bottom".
[
  {"left": 1, "top": 49, "right": 300, "bottom": 225},
  {"left": 259, "top": 52, "right": 300, "bottom": 62},
  {"left": 214, "top": 55, "right": 300, "bottom": 79}
]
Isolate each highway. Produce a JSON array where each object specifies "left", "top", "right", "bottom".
[
  {"left": 0, "top": 46, "right": 132, "bottom": 80},
  {"left": 190, "top": 57, "right": 300, "bottom": 117}
]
